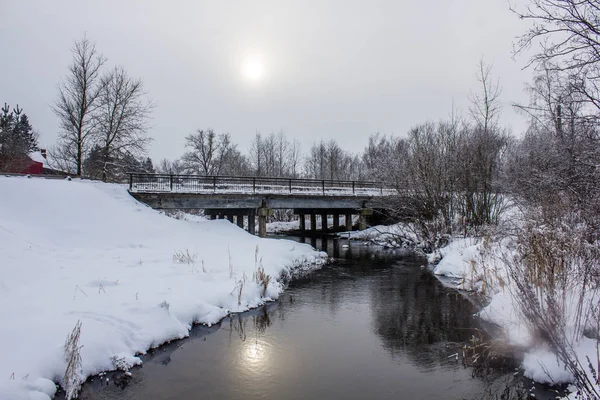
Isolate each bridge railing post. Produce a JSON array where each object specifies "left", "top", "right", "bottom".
[
  {"left": 322, "top": 180, "right": 325, "bottom": 195},
  {"left": 213, "top": 176, "right": 216, "bottom": 193},
  {"left": 129, "top": 173, "right": 133, "bottom": 191},
  {"left": 289, "top": 179, "right": 292, "bottom": 193},
  {"left": 252, "top": 177, "right": 256, "bottom": 193},
  {"left": 169, "top": 174, "right": 173, "bottom": 191},
  {"left": 352, "top": 181, "right": 355, "bottom": 194}
]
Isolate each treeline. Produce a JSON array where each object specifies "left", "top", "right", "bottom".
[{"left": 157, "top": 129, "right": 366, "bottom": 181}]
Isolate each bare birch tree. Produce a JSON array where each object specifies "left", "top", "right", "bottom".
[
  {"left": 93, "top": 66, "right": 153, "bottom": 181},
  {"left": 469, "top": 60, "right": 502, "bottom": 133},
  {"left": 52, "top": 35, "right": 106, "bottom": 175}
]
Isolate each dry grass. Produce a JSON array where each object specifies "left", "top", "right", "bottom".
[
  {"left": 253, "top": 265, "right": 271, "bottom": 297},
  {"left": 252, "top": 245, "right": 271, "bottom": 297},
  {"left": 63, "top": 320, "right": 83, "bottom": 400},
  {"left": 173, "top": 249, "right": 197, "bottom": 264},
  {"left": 231, "top": 273, "right": 247, "bottom": 306}
]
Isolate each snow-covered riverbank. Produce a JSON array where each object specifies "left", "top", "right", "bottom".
[
  {"left": 342, "top": 222, "right": 599, "bottom": 396},
  {"left": 0, "top": 177, "right": 326, "bottom": 399}
]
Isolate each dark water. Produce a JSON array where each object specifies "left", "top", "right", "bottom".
[{"left": 78, "top": 237, "right": 528, "bottom": 400}]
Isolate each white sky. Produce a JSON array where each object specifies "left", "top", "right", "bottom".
[{"left": 1, "top": 0, "right": 533, "bottom": 161}]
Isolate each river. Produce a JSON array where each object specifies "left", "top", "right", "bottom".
[{"left": 77, "top": 236, "right": 540, "bottom": 400}]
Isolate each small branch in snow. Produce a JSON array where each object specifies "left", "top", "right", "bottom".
[{"left": 73, "top": 285, "right": 88, "bottom": 300}]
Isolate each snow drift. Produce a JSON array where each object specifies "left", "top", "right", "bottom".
[{"left": 0, "top": 176, "right": 326, "bottom": 399}]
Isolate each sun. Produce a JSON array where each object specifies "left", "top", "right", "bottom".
[{"left": 242, "top": 55, "right": 265, "bottom": 83}]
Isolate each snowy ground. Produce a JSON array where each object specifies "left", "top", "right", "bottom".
[
  {"left": 0, "top": 176, "right": 326, "bottom": 399},
  {"left": 266, "top": 215, "right": 355, "bottom": 234},
  {"left": 338, "top": 222, "right": 418, "bottom": 248}
]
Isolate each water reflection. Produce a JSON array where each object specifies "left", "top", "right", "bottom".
[{"left": 78, "top": 238, "right": 517, "bottom": 400}]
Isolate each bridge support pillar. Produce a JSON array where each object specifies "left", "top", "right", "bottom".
[
  {"left": 227, "top": 214, "right": 234, "bottom": 223},
  {"left": 321, "top": 212, "right": 328, "bottom": 233},
  {"left": 248, "top": 211, "right": 256, "bottom": 235},
  {"left": 345, "top": 213, "right": 353, "bottom": 231},
  {"left": 210, "top": 214, "right": 217, "bottom": 220},
  {"left": 236, "top": 214, "right": 244, "bottom": 228},
  {"left": 359, "top": 208, "right": 373, "bottom": 231},
  {"left": 333, "top": 213, "right": 339, "bottom": 230},
  {"left": 299, "top": 214, "right": 305, "bottom": 232},
  {"left": 258, "top": 208, "right": 270, "bottom": 238},
  {"left": 310, "top": 213, "right": 317, "bottom": 233}
]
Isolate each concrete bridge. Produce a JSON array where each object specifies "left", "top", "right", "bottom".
[{"left": 128, "top": 173, "right": 395, "bottom": 237}]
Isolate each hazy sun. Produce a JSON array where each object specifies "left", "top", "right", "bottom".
[{"left": 242, "top": 55, "right": 265, "bottom": 83}]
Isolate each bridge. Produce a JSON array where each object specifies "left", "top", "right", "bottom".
[{"left": 128, "top": 173, "right": 395, "bottom": 237}]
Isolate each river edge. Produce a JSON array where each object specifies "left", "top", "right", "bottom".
[
  {"left": 65, "top": 234, "right": 562, "bottom": 400},
  {"left": 343, "top": 230, "right": 571, "bottom": 399}
]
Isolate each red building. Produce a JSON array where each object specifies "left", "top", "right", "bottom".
[{"left": 1, "top": 150, "right": 60, "bottom": 175}]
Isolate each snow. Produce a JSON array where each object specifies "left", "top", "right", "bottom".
[
  {"left": 267, "top": 215, "right": 356, "bottom": 234},
  {"left": 267, "top": 220, "right": 299, "bottom": 233},
  {"left": 431, "top": 238, "right": 480, "bottom": 278},
  {"left": 345, "top": 218, "right": 598, "bottom": 395},
  {"left": 429, "top": 233, "right": 599, "bottom": 393},
  {"left": 0, "top": 176, "right": 326, "bottom": 399},
  {"left": 28, "top": 152, "right": 47, "bottom": 167},
  {"left": 131, "top": 180, "right": 396, "bottom": 197},
  {"left": 338, "top": 222, "right": 418, "bottom": 248}
]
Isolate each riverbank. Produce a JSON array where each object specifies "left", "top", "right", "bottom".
[
  {"left": 341, "top": 221, "right": 599, "bottom": 397},
  {"left": 78, "top": 238, "right": 509, "bottom": 400},
  {"left": 0, "top": 177, "right": 326, "bottom": 400}
]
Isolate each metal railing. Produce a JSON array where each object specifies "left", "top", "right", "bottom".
[{"left": 129, "top": 173, "right": 395, "bottom": 196}]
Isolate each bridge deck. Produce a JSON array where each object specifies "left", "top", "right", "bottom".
[{"left": 129, "top": 174, "right": 395, "bottom": 197}]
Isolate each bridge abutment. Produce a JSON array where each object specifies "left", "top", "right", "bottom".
[
  {"left": 258, "top": 208, "right": 270, "bottom": 238},
  {"left": 359, "top": 208, "right": 373, "bottom": 231}
]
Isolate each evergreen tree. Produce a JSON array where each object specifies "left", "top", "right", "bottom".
[
  {"left": 14, "top": 113, "right": 38, "bottom": 152},
  {"left": 0, "top": 103, "right": 39, "bottom": 171},
  {"left": 142, "top": 157, "right": 154, "bottom": 173}
]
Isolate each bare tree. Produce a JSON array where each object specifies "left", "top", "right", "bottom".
[
  {"left": 511, "top": 0, "right": 600, "bottom": 112},
  {"left": 469, "top": 60, "right": 502, "bottom": 133},
  {"left": 304, "top": 139, "right": 361, "bottom": 181},
  {"left": 288, "top": 138, "right": 302, "bottom": 178},
  {"left": 464, "top": 61, "right": 509, "bottom": 226},
  {"left": 249, "top": 132, "right": 264, "bottom": 176},
  {"left": 248, "top": 131, "right": 298, "bottom": 178},
  {"left": 157, "top": 158, "right": 185, "bottom": 174},
  {"left": 93, "top": 66, "right": 153, "bottom": 181},
  {"left": 52, "top": 35, "right": 106, "bottom": 175},
  {"left": 181, "top": 129, "right": 236, "bottom": 175}
]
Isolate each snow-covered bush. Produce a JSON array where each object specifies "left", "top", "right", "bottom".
[{"left": 505, "top": 215, "right": 600, "bottom": 398}]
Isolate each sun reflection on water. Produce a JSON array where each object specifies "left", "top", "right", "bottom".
[{"left": 242, "top": 339, "right": 269, "bottom": 369}]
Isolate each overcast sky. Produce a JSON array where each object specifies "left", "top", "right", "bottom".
[{"left": 1, "top": 0, "right": 533, "bottom": 161}]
